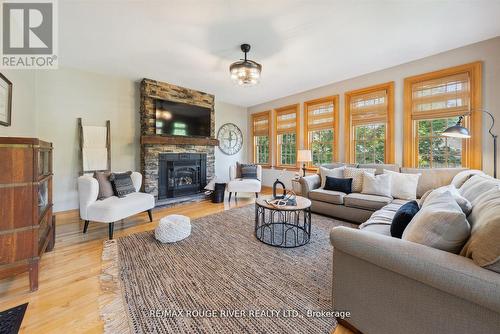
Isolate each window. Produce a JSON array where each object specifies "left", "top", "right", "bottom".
[
  {"left": 404, "top": 62, "right": 482, "bottom": 169},
  {"left": 251, "top": 111, "right": 271, "bottom": 165},
  {"left": 304, "top": 96, "right": 339, "bottom": 166},
  {"left": 345, "top": 82, "right": 394, "bottom": 163},
  {"left": 275, "top": 104, "right": 299, "bottom": 167}
]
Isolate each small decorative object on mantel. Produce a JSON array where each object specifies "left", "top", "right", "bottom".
[
  {"left": 217, "top": 123, "right": 243, "bottom": 155},
  {"left": 0, "top": 72, "right": 13, "bottom": 127}
]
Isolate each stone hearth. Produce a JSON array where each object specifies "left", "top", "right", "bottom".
[{"left": 140, "top": 79, "right": 217, "bottom": 204}]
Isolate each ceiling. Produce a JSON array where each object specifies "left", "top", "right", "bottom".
[{"left": 59, "top": 0, "right": 500, "bottom": 107}]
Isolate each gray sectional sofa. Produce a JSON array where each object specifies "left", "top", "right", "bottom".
[
  {"left": 298, "top": 164, "right": 500, "bottom": 334},
  {"left": 298, "top": 163, "right": 466, "bottom": 223}
]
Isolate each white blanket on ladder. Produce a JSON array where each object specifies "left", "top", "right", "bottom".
[{"left": 82, "top": 125, "right": 108, "bottom": 171}]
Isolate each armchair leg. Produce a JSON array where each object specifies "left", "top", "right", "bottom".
[
  {"left": 108, "top": 222, "right": 115, "bottom": 240},
  {"left": 147, "top": 209, "right": 153, "bottom": 222},
  {"left": 234, "top": 192, "right": 237, "bottom": 199},
  {"left": 83, "top": 220, "right": 89, "bottom": 233},
  {"left": 228, "top": 192, "right": 232, "bottom": 201},
  {"left": 255, "top": 192, "right": 259, "bottom": 198}
]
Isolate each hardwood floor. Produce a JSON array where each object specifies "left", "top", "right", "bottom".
[{"left": 0, "top": 189, "right": 352, "bottom": 334}]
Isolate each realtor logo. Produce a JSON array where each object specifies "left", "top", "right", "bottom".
[{"left": 1, "top": 0, "right": 58, "bottom": 69}]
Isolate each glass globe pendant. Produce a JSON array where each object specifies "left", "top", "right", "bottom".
[{"left": 229, "top": 44, "right": 262, "bottom": 86}]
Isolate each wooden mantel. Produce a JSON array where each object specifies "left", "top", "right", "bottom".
[{"left": 141, "top": 135, "right": 219, "bottom": 146}]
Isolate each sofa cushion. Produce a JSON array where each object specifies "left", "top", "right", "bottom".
[
  {"left": 403, "top": 192, "right": 470, "bottom": 254},
  {"left": 384, "top": 169, "right": 420, "bottom": 200},
  {"left": 451, "top": 169, "right": 485, "bottom": 188},
  {"left": 400, "top": 167, "right": 466, "bottom": 198},
  {"left": 391, "top": 201, "right": 419, "bottom": 238},
  {"left": 420, "top": 185, "right": 472, "bottom": 215},
  {"left": 324, "top": 176, "right": 352, "bottom": 194},
  {"left": 309, "top": 188, "right": 345, "bottom": 205},
  {"left": 344, "top": 193, "right": 392, "bottom": 211},
  {"left": 361, "top": 173, "right": 392, "bottom": 197},
  {"left": 358, "top": 163, "right": 399, "bottom": 175},
  {"left": 227, "top": 178, "right": 261, "bottom": 192},
  {"left": 460, "top": 185, "right": 500, "bottom": 273},
  {"left": 319, "top": 166, "right": 345, "bottom": 188},
  {"left": 359, "top": 223, "right": 392, "bottom": 236},
  {"left": 240, "top": 164, "right": 258, "bottom": 179},
  {"left": 459, "top": 174, "right": 500, "bottom": 204},
  {"left": 320, "top": 162, "right": 357, "bottom": 170},
  {"left": 87, "top": 192, "right": 155, "bottom": 223},
  {"left": 344, "top": 167, "right": 376, "bottom": 193}
]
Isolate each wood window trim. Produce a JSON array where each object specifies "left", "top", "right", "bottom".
[
  {"left": 303, "top": 95, "right": 340, "bottom": 167},
  {"left": 251, "top": 110, "right": 271, "bottom": 167},
  {"left": 403, "top": 61, "right": 482, "bottom": 169},
  {"left": 344, "top": 82, "right": 395, "bottom": 164},
  {"left": 274, "top": 103, "right": 300, "bottom": 168}
]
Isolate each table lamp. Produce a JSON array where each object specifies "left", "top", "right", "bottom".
[{"left": 297, "top": 149, "right": 312, "bottom": 177}]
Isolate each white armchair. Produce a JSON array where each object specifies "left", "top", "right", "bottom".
[
  {"left": 227, "top": 164, "right": 262, "bottom": 200},
  {"left": 77, "top": 172, "right": 155, "bottom": 239}
]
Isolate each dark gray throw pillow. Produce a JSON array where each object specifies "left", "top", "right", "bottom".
[
  {"left": 240, "top": 164, "right": 258, "bottom": 180},
  {"left": 109, "top": 171, "right": 135, "bottom": 198},
  {"left": 94, "top": 171, "right": 114, "bottom": 200},
  {"left": 324, "top": 176, "right": 352, "bottom": 194},
  {"left": 391, "top": 200, "right": 419, "bottom": 238}
]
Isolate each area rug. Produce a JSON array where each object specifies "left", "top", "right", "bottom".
[
  {"left": 99, "top": 205, "right": 354, "bottom": 334},
  {"left": 0, "top": 303, "right": 28, "bottom": 334}
]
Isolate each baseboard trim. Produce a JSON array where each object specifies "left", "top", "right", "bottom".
[{"left": 337, "top": 318, "right": 363, "bottom": 334}]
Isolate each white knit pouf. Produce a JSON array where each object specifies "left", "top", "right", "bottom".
[{"left": 155, "top": 214, "right": 191, "bottom": 243}]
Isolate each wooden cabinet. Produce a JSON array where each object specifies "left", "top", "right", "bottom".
[{"left": 0, "top": 137, "right": 55, "bottom": 291}]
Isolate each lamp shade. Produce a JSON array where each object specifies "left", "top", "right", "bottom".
[
  {"left": 297, "top": 149, "right": 312, "bottom": 162},
  {"left": 442, "top": 116, "right": 471, "bottom": 139}
]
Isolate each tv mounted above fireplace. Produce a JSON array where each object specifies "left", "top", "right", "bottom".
[{"left": 155, "top": 99, "right": 211, "bottom": 137}]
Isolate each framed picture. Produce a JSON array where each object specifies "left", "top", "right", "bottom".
[{"left": 0, "top": 72, "right": 13, "bottom": 126}]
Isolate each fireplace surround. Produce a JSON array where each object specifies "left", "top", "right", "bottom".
[
  {"left": 140, "top": 78, "right": 217, "bottom": 204},
  {"left": 158, "top": 153, "right": 207, "bottom": 199}
]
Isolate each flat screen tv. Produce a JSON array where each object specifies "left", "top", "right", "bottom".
[{"left": 155, "top": 99, "right": 211, "bottom": 137}]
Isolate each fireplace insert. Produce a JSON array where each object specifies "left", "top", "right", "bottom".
[{"left": 158, "top": 153, "right": 207, "bottom": 199}]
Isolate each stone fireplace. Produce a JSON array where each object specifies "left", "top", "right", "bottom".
[{"left": 140, "top": 79, "right": 218, "bottom": 205}]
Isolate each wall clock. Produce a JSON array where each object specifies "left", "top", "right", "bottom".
[{"left": 217, "top": 123, "right": 243, "bottom": 155}]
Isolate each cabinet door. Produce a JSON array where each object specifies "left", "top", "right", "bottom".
[
  {"left": 0, "top": 230, "right": 34, "bottom": 264},
  {"left": 0, "top": 185, "right": 33, "bottom": 230}
]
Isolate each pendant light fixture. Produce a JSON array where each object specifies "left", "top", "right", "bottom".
[{"left": 229, "top": 44, "right": 262, "bottom": 86}]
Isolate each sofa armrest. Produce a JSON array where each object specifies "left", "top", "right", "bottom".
[
  {"left": 256, "top": 165, "right": 262, "bottom": 181},
  {"left": 299, "top": 174, "right": 321, "bottom": 197},
  {"left": 330, "top": 226, "right": 500, "bottom": 313},
  {"left": 77, "top": 175, "right": 99, "bottom": 220},
  {"left": 229, "top": 165, "right": 237, "bottom": 180}
]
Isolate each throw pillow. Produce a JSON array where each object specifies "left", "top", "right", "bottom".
[
  {"left": 384, "top": 170, "right": 420, "bottom": 200},
  {"left": 420, "top": 185, "right": 472, "bottom": 215},
  {"left": 240, "top": 164, "right": 258, "bottom": 180},
  {"left": 109, "top": 171, "right": 135, "bottom": 198},
  {"left": 450, "top": 169, "right": 485, "bottom": 188},
  {"left": 343, "top": 167, "right": 376, "bottom": 193},
  {"left": 93, "top": 171, "right": 113, "bottom": 200},
  {"left": 319, "top": 166, "right": 345, "bottom": 188},
  {"left": 402, "top": 192, "right": 470, "bottom": 253},
  {"left": 361, "top": 173, "right": 392, "bottom": 197},
  {"left": 236, "top": 162, "right": 243, "bottom": 178},
  {"left": 460, "top": 186, "right": 500, "bottom": 273},
  {"left": 324, "top": 176, "right": 352, "bottom": 194},
  {"left": 390, "top": 201, "right": 419, "bottom": 238}
]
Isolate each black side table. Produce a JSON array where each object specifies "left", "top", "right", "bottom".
[{"left": 212, "top": 183, "right": 226, "bottom": 203}]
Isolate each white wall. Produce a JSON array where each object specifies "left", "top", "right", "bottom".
[
  {"left": 214, "top": 101, "right": 248, "bottom": 182},
  {"left": 248, "top": 36, "right": 500, "bottom": 187},
  {"left": 35, "top": 68, "right": 140, "bottom": 212},
  {"left": 0, "top": 70, "right": 37, "bottom": 137}
]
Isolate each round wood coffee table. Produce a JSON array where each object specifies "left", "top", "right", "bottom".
[{"left": 254, "top": 196, "right": 312, "bottom": 248}]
